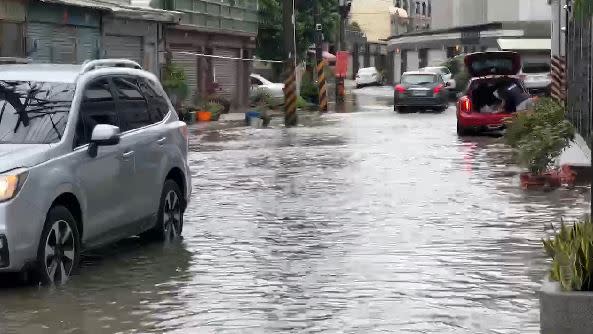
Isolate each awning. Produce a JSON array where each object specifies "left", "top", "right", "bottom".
[
  {"left": 497, "top": 38, "right": 551, "bottom": 51},
  {"left": 323, "top": 51, "right": 336, "bottom": 61},
  {"left": 39, "top": 0, "right": 182, "bottom": 23}
]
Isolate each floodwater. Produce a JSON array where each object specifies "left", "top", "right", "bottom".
[{"left": 0, "top": 85, "right": 589, "bottom": 334}]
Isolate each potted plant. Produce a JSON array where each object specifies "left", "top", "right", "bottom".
[
  {"left": 247, "top": 90, "right": 273, "bottom": 127},
  {"left": 504, "top": 98, "right": 575, "bottom": 189},
  {"left": 540, "top": 218, "right": 593, "bottom": 333},
  {"left": 162, "top": 63, "right": 189, "bottom": 108}
]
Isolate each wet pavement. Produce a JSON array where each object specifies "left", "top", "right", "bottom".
[{"left": 0, "top": 85, "right": 591, "bottom": 333}]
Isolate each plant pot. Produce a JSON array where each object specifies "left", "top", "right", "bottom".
[
  {"left": 540, "top": 278, "right": 593, "bottom": 334},
  {"left": 520, "top": 171, "right": 561, "bottom": 190},
  {"left": 185, "top": 111, "right": 196, "bottom": 124},
  {"left": 196, "top": 111, "right": 212, "bottom": 122}
]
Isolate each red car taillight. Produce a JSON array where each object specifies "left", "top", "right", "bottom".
[
  {"left": 459, "top": 96, "right": 472, "bottom": 113},
  {"left": 433, "top": 84, "right": 444, "bottom": 94},
  {"left": 395, "top": 84, "right": 406, "bottom": 93}
]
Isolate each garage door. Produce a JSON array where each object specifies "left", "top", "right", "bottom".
[
  {"left": 214, "top": 48, "right": 239, "bottom": 105},
  {"left": 170, "top": 45, "right": 198, "bottom": 102},
  {"left": 104, "top": 35, "right": 143, "bottom": 65}
]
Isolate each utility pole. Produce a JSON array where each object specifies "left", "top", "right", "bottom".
[
  {"left": 314, "top": 0, "right": 328, "bottom": 112},
  {"left": 336, "top": 0, "right": 351, "bottom": 104},
  {"left": 283, "top": 0, "right": 298, "bottom": 127}
]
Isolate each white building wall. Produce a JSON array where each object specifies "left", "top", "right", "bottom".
[
  {"left": 519, "top": 0, "right": 550, "bottom": 21},
  {"left": 406, "top": 50, "right": 419, "bottom": 71},
  {"left": 427, "top": 49, "right": 446, "bottom": 66},
  {"left": 487, "top": 0, "right": 519, "bottom": 22},
  {"left": 394, "top": 52, "right": 402, "bottom": 82}
]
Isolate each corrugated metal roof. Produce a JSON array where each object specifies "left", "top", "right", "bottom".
[
  {"left": 497, "top": 38, "right": 551, "bottom": 51},
  {"left": 39, "top": 0, "right": 182, "bottom": 23}
]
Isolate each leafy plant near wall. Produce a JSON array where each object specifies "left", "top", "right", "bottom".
[
  {"left": 573, "top": 0, "right": 593, "bottom": 21},
  {"left": 300, "top": 72, "right": 319, "bottom": 104},
  {"left": 504, "top": 98, "right": 575, "bottom": 175},
  {"left": 162, "top": 63, "right": 189, "bottom": 104},
  {"left": 543, "top": 218, "right": 593, "bottom": 291}
]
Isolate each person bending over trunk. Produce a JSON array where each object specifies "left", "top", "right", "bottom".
[{"left": 495, "top": 82, "right": 533, "bottom": 113}]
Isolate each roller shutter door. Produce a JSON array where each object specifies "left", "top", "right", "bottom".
[
  {"left": 28, "top": 23, "right": 99, "bottom": 64},
  {"left": 213, "top": 48, "right": 239, "bottom": 104},
  {"left": 104, "top": 35, "right": 143, "bottom": 65},
  {"left": 170, "top": 45, "right": 198, "bottom": 102}
]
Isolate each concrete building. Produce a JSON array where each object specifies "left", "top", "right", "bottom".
[
  {"left": 155, "top": 0, "right": 258, "bottom": 110},
  {"left": 388, "top": 0, "right": 552, "bottom": 83}
]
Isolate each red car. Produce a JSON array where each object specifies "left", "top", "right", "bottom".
[{"left": 456, "top": 51, "right": 527, "bottom": 136}]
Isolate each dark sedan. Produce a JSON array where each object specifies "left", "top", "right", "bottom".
[{"left": 394, "top": 71, "right": 449, "bottom": 113}]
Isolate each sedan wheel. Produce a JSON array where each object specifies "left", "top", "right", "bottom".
[{"left": 36, "top": 206, "right": 80, "bottom": 285}]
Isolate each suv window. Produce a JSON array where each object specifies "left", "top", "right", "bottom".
[
  {"left": 76, "top": 78, "right": 118, "bottom": 147},
  {"left": 138, "top": 78, "right": 169, "bottom": 122},
  {"left": 112, "top": 77, "right": 151, "bottom": 131},
  {"left": 0, "top": 81, "right": 75, "bottom": 144}
]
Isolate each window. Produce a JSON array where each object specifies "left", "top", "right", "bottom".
[
  {"left": 416, "top": 2, "right": 420, "bottom": 14},
  {"left": 428, "top": 1, "right": 432, "bottom": 17},
  {"left": 0, "top": 81, "right": 75, "bottom": 144},
  {"left": 138, "top": 78, "right": 170, "bottom": 123},
  {"left": 422, "top": 2, "right": 426, "bottom": 15},
  {"left": 250, "top": 77, "right": 263, "bottom": 86},
  {"left": 401, "top": 74, "right": 437, "bottom": 85},
  {"left": 76, "top": 79, "right": 118, "bottom": 147},
  {"left": 112, "top": 77, "right": 151, "bottom": 131}
]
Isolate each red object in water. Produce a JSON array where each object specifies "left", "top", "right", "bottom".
[
  {"left": 335, "top": 51, "right": 349, "bottom": 78},
  {"left": 520, "top": 171, "right": 562, "bottom": 190}
]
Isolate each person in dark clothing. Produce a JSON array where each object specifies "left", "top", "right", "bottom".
[{"left": 495, "top": 82, "right": 533, "bottom": 112}]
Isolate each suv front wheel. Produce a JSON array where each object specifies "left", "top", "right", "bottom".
[{"left": 36, "top": 206, "right": 81, "bottom": 285}]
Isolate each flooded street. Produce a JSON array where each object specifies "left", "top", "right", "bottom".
[{"left": 0, "top": 85, "right": 590, "bottom": 333}]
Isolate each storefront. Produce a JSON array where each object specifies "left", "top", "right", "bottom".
[
  {"left": 0, "top": 0, "right": 26, "bottom": 57},
  {"left": 165, "top": 27, "right": 254, "bottom": 110},
  {"left": 27, "top": 2, "right": 102, "bottom": 64}
]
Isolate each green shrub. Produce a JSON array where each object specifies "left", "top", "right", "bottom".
[
  {"left": 504, "top": 98, "right": 574, "bottom": 174},
  {"left": 250, "top": 89, "right": 275, "bottom": 111},
  {"left": 162, "top": 63, "right": 189, "bottom": 102},
  {"left": 442, "top": 55, "right": 469, "bottom": 92},
  {"left": 300, "top": 72, "right": 318, "bottom": 104},
  {"left": 543, "top": 218, "right": 593, "bottom": 291},
  {"left": 296, "top": 96, "right": 307, "bottom": 109}
]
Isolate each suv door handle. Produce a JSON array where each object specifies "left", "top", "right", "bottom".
[
  {"left": 122, "top": 150, "right": 135, "bottom": 159},
  {"left": 156, "top": 137, "right": 167, "bottom": 145}
]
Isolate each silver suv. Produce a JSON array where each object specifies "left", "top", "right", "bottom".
[{"left": 0, "top": 59, "right": 191, "bottom": 284}]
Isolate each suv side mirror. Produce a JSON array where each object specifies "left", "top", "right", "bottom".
[{"left": 88, "top": 124, "right": 120, "bottom": 157}]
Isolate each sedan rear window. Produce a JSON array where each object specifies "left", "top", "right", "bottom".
[
  {"left": 0, "top": 81, "right": 75, "bottom": 144},
  {"left": 401, "top": 74, "right": 437, "bottom": 85},
  {"left": 522, "top": 63, "right": 551, "bottom": 73}
]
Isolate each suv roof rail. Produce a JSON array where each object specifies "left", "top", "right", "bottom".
[
  {"left": 0, "top": 57, "right": 31, "bottom": 64},
  {"left": 81, "top": 59, "right": 142, "bottom": 74}
]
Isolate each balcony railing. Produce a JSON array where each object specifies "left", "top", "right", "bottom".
[{"left": 165, "top": 0, "right": 258, "bottom": 34}]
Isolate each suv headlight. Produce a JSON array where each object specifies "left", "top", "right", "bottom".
[{"left": 0, "top": 168, "right": 28, "bottom": 202}]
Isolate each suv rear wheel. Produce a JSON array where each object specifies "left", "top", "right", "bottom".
[
  {"left": 35, "top": 206, "right": 81, "bottom": 285},
  {"left": 144, "top": 180, "right": 184, "bottom": 242}
]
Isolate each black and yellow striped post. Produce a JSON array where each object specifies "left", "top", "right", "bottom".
[
  {"left": 283, "top": 60, "right": 298, "bottom": 127},
  {"left": 317, "top": 59, "right": 328, "bottom": 112}
]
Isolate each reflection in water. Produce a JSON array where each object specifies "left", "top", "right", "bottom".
[{"left": 0, "top": 87, "right": 589, "bottom": 333}]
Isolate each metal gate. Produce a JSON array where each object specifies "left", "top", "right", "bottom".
[
  {"left": 214, "top": 48, "right": 239, "bottom": 104},
  {"left": 170, "top": 46, "right": 198, "bottom": 102},
  {"left": 104, "top": 35, "right": 143, "bottom": 65},
  {"left": 566, "top": 14, "right": 593, "bottom": 146},
  {"left": 27, "top": 22, "right": 99, "bottom": 64}
]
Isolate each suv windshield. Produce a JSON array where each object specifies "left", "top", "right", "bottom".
[
  {"left": 0, "top": 81, "right": 75, "bottom": 144},
  {"left": 402, "top": 74, "right": 437, "bottom": 85}
]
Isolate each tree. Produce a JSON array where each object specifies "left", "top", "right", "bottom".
[
  {"left": 256, "top": 0, "right": 339, "bottom": 62},
  {"left": 349, "top": 21, "right": 362, "bottom": 32}
]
